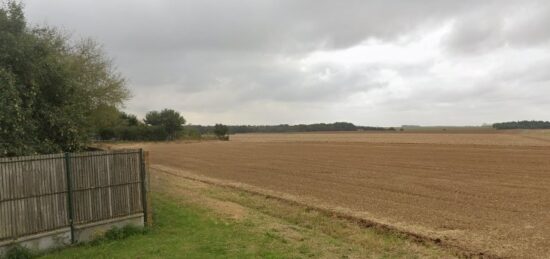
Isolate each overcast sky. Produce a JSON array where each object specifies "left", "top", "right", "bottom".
[{"left": 23, "top": 0, "right": 550, "bottom": 126}]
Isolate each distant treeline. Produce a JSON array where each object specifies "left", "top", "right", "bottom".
[
  {"left": 493, "top": 120, "right": 550, "bottom": 129},
  {"left": 187, "top": 122, "right": 390, "bottom": 134}
]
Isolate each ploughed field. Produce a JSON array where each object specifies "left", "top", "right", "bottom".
[{"left": 139, "top": 131, "right": 550, "bottom": 258}]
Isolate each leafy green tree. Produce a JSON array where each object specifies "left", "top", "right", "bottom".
[
  {"left": 0, "top": 2, "right": 129, "bottom": 156},
  {"left": 214, "top": 124, "right": 229, "bottom": 140},
  {"left": 144, "top": 109, "right": 186, "bottom": 140},
  {"left": 143, "top": 111, "right": 162, "bottom": 126},
  {"left": 0, "top": 68, "right": 32, "bottom": 156},
  {"left": 121, "top": 112, "right": 139, "bottom": 126},
  {"left": 89, "top": 105, "right": 122, "bottom": 135}
]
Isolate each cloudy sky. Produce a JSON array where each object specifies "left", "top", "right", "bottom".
[{"left": 23, "top": 0, "right": 550, "bottom": 126}]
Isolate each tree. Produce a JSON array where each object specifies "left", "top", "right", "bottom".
[
  {"left": 493, "top": 120, "right": 550, "bottom": 130},
  {"left": 144, "top": 109, "right": 186, "bottom": 140},
  {"left": 121, "top": 113, "right": 139, "bottom": 126},
  {"left": 89, "top": 105, "right": 122, "bottom": 135},
  {"left": 186, "top": 122, "right": 388, "bottom": 135},
  {"left": 0, "top": 68, "right": 33, "bottom": 156},
  {"left": 0, "top": 2, "right": 130, "bottom": 156},
  {"left": 214, "top": 124, "right": 229, "bottom": 140},
  {"left": 143, "top": 111, "right": 162, "bottom": 126}
]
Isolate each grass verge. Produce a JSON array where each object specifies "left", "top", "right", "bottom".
[
  {"left": 40, "top": 194, "right": 304, "bottom": 259},
  {"left": 38, "top": 170, "right": 456, "bottom": 258}
]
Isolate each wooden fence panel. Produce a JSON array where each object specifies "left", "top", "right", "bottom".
[
  {"left": 0, "top": 149, "right": 146, "bottom": 243},
  {"left": 69, "top": 150, "right": 142, "bottom": 225},
  {"left": 0, "top": 154, "right": 68, "bottom": 240}
]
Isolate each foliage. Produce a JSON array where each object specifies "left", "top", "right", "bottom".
[
  {"left": 120, "top": 112, "right": 139, "bottom": 126},
  {"left": 183, "top": 126, "right": 202, "bottom": 140},
  {"left": 118, "top": 125, "right": 165, "bottom": 141},
  {"left": 88, "top": 225, "right": 147, "bottom": 246},
  {"left": 2, "top": 245, "right": 34, "bottom": 259},
  {"left": 493, "top": 120, "right": 550, "bottom": 130},
  {"left": 190, "top": 122, "right": 389, "bottom": 135},
  {"left": 144, "top": 109, "right": 186, "bottom": 140},
  {"left": 94, "top": 117, "right": 391, "bottom": 142},
  {"left": 213, "top": 124, "right": 229, "bottom": 140},
  {"left": 96, "top": 109, "right": 198, "bottom": 141},
  {"left": 104, "top": 225, "right": 146, "bottom": 240},
  {"left": 0, "top": 2, "right": 129, "bottom": 156},
  {"left": 0, "top": 68, "right": 33, "bottom": 156},
  {"left": 89, "top": 105, "right": 122, "bottom": 135}
]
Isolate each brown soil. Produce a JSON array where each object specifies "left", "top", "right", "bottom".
[
  {"left": 130, "top": 132, "right": 550, "bottom": 258},
  {"left": 231, "top": 131, "right": 550, "bottom": 146}
]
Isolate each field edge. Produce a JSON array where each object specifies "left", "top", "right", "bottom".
[{"left": 152, "top": 165, "right": 497, "bottom": 259}]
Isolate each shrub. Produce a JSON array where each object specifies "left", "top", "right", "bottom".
[
  {"left": 90, "top": 224, "right": 147, "bottom": 246},
  {"left": 2, "top": 245, "right": 34, "bottom": 259},
  {"left": 214, "top": 124, "right": 229, "bottom": 140},
  {"left": 105, "top": 225, "right": 145, "bottom": 240},
  {"left": 98, "top": 128, "right": 117, "bottom": 140}
]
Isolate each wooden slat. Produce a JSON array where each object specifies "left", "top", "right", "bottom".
[{"left": 0, "top": 150, "right": 145, "bottom": 242}]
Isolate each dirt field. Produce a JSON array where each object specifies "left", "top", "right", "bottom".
[{"left": 125, "top": 131, "right": 550, "bottom": 258}]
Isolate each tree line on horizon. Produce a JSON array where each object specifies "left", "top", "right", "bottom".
[
  {"left": 492, "top": 120, "right": 550, "bottom": 130},
  {"left": 97, "top": 119, "right": 390, "bottom": 141},
  {"left": 188, "top": 122, "right": 390, "bottom": 134}
]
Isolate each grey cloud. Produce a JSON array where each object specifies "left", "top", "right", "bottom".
[
  {"left": 445, "top": 1, "right": 550, "bottom": 54},
  {"left": 238, "top": 63, "right": 387, "bottom": 103},
  {"left": 27, "top": 0, "right": 473, "bottom": 54},
  {"left": 22, "top": 0, "right": 550, "bottom": 125},
  {"left": 26, "top": 0, "right": 475, "bottom": 88},
  {"left": 445, "top": 15, "right": 505, "bottom": 55}
]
